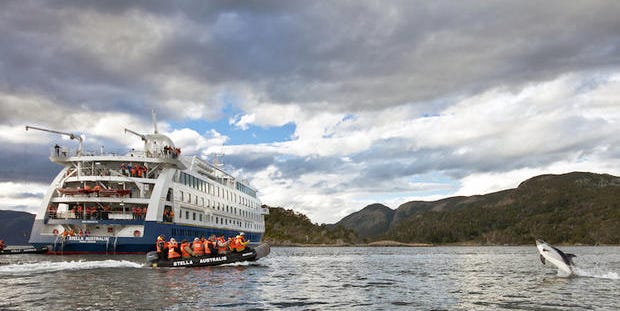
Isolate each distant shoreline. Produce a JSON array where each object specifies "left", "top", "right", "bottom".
[{"left": 264, "top": 240, "right": 618, "bottom": 247}]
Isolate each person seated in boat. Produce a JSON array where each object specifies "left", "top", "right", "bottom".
[
  {"left": 156, "top": 235, "right": 168, "bottom": 260},
  {"left": 0, "top": 240, "right": 5, "bottom": 251},
  {"left": 192, "top": 237, "right": 205, "bottom": 257},
  {"left": 231, "top": 232, "right": 250, "bottom": 252},
  {"left": 180, "top": 239, "right": 195, "bottom": 258},
  {"left": 205, "top": 235, "right": 217, "bottom": 256},
  {"left": 216, "top": 235, "right": 230, "bottom": 255},
  {"left": 167, "top": 238, "right": 181, "bottom": 259}
]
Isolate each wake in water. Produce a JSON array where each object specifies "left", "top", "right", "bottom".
[
  {"left": 0, "top": 260, "right": 143, "bottom": 275},
  {"left": 573, "top": 266, "right": 619, "bottom": 280}
]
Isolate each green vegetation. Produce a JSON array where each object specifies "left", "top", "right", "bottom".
[
  {"left": 383, "top": 172, "right": 620, "bottom": 245},
  {"left": 263, "top": 206, "right": 358, "bottom": 245},
  {"left": 264, "top": 172, "right": 620, "bottom": 246}
]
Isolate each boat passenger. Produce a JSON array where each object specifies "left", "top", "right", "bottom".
[
  {"left": 0, "top": 240, "right": 5, "bottom": 251},
  {"left": 231, "top": 232, "right": 250, "bottom": 252},
  {"left": 192, "top": 237, "right": 205, "bottom": 256},
  {"left": 216, "top": 235, "right": 229, "bottom": 255},
  {"left": 180, "top": 239, "right": 195, "bottom": 258},
  {"left": 156, "top": 235, "right": 168, "bottom": 260},
  {"left": 204, "top": 235, "right": 217, "bottom": 255},
  {"left": 167, "top": 238, "right": 181, "bottom": 259}
]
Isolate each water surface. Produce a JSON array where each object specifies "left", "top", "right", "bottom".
[{"left": 0, "top": 246, "right": 618, "bottom": 310}]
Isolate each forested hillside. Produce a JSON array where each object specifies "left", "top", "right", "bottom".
[
  {"left": 263, "top": 206, "right": 358, "bottom": 245},
  {"left": 338, "top": 172, "right": 620, "bottom": 245}
]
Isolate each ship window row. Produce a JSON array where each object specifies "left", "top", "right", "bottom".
[
  {"left": 179, "top": 190, "right": 262, "bottom": 221},
  {"left": 178, "top": 172, "right": 259, "bottom": 208},
  {"left": 236, "top": 182, "right": 257, "bottom": 198},
  {"left": 176, "top": 208, "right": 264, "bottom": 231}
]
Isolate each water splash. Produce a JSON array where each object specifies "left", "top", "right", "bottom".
[
  {"left": 0, "top": 260, "right": 143, "bottom": 275},
  {"left": 573, "top": 267, "right": 619, "bottom": 280}
]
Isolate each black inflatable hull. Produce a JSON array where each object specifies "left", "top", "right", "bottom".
[
  {"left": 0, "top": 247, "right": 49, "bottom": 255},
  {"left": 146, "top": 243, "right": 270, "bottom": 268}
]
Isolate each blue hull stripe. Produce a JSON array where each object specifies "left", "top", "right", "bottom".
[{"left": 29, "top": 220, "right": 263, "bottom": 254}]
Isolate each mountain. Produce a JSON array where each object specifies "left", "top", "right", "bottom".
[
  {"left": 336, "top": 172, "right": 620, "bottom": 245},
  {"left": 0, "top": 210, "right": 35, "bottom": 245},
  {"left": 335, "top": 203, "right": 394, "bottom": 239}
]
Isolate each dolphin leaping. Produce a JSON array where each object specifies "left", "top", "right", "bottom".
[{"left": 536, "top": 239, "right": 576, "bottom": 277}]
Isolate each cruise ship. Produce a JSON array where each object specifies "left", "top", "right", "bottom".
[{"left": 28, "top": 118, "right": 267, "bottom": 254}]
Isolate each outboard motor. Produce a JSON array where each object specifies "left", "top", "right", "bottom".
[{"left": 146, "top": 251, "right": 159, "bottom": 266}]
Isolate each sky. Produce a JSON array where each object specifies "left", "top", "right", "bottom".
[{"left": 1, "top": 1, "right": 620, "bottom": 224}]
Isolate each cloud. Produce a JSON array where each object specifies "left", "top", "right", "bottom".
[{"left": 1, "top": 1, "right": 620, "bottom": 222}]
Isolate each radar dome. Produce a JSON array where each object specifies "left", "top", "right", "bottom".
[{"left": 144, "top": 133, "right": 175, "bottom": 156}]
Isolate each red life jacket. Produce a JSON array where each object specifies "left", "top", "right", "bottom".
[
  {"left": 192, "top": 241, "right": 204, "bottom": 256},
  {"left": 168, "top": 242, "right": 181, "bottom": 259},
  {"left": 180, "top": 242, "right": 191, "bottom": 258}
]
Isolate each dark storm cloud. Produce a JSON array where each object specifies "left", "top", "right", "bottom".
[
  {"left": 4, "top": 1, "right": 620, "bottom": 119},
  {"left": 0, "top": 143, "right": 60, "bottom": 183}
]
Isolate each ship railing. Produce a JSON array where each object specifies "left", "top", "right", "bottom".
[
  {"left": 46, "top": 208, "right": 148, "bottom": 221},
  {"left": 49, "top": 146, "right": 178, "bottom": 159}
]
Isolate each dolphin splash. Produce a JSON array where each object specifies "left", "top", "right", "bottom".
[{"left": 536, "top": 239, "right": 576, "bottom": 277}]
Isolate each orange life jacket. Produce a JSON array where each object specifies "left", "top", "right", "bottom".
[
  {"left": 233, "top": 236, "right": 248, "bottom": 252},
  {"left": 228, "top": 237, "right": 239, "bottom": 250},
  {"left": 180, "top": 242, "right": 192, "bottom": 258},
  {"left": 192, "top": 241, "right": 204, "bottom": 256},
  {"left": 216, "top": 237, "right": 228, "bottom": 253},
  {"left": 203, "top": 240, "right": 213, "bottom": 255},
  {"left": 168, "top": 242, "right": 181, "bottom": 259}
]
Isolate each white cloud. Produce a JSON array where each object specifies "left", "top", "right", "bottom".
[{"left": 0, "top": 182, "right": 48, "bottom": 213}]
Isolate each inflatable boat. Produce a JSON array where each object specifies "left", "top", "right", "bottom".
[
  {"left": 146, "top": 243, "right": 270, "bottom": 268},
  {"left": 0, "top": 246, "right": 49, "bottom": 255}
]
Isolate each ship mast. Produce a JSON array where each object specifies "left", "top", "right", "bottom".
[{"left": 25, "top": 125, "right": 84, "bottom": 156}]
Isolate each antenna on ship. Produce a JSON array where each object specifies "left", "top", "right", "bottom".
[
  {"left": 151, "top": 109, "right": 158, "bottom": 134},
  {"left": 25, "top": 125, "right": 84, "bottom": 156}
]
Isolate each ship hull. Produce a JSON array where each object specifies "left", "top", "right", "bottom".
[{"left": 29, "top": 220, "right": 264, "bottom": 254}]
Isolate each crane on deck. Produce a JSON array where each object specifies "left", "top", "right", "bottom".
[{"left": 25, "top": 125, "right": 84, "bottom": 156}]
